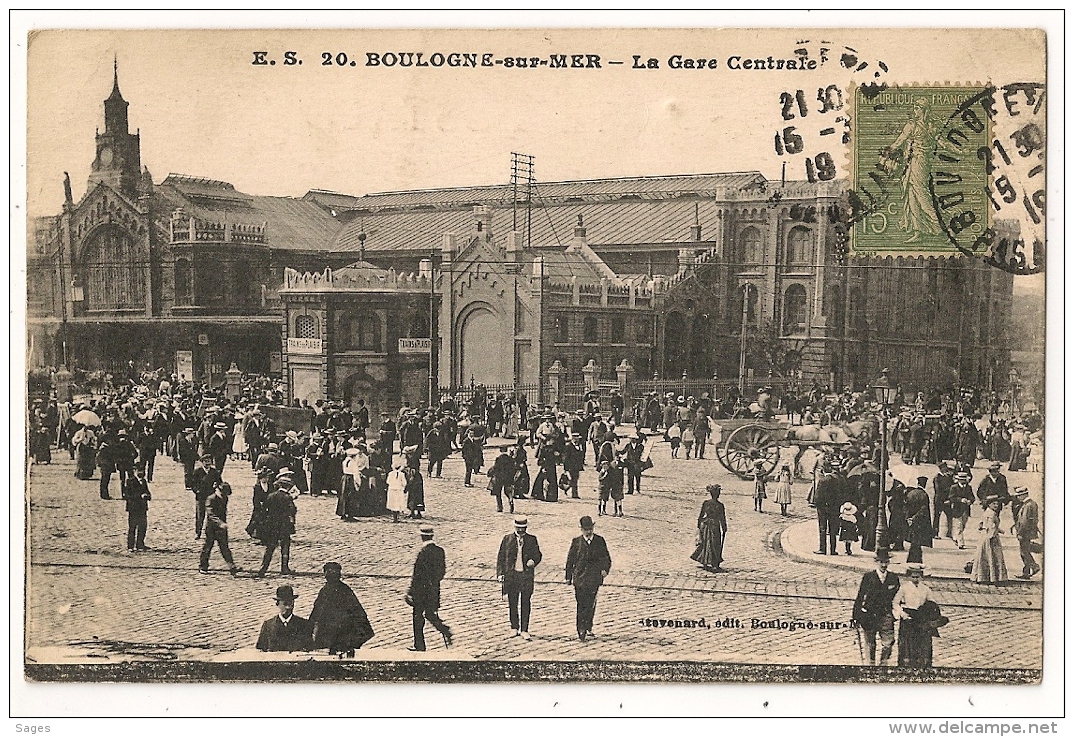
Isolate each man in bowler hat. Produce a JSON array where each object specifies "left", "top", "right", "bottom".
[
  {"left": 565, "top": 515, "right": 612, "bottom": 642},
  {"left": 256, "top": 585, "right": 312, "bottom": 652},
  {"left": 496, "top": 516, "right": 543, "bottom": 640},
  {"left": 852, "top": 548, "right": 900, "bottom": 665},
  {"left": 406, "top": 525, "right": 453, "bottom": 651},
  {"left": 256, "top": 471, "right": 298, "bottom": 577}
]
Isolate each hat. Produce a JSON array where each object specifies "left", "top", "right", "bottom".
[
  {"left": 274, "top": 585, "right": 298, "bottom": 602},
  {"left": 285, "top": 430, "right": 298, "bottom": 439},
  {"left": 579, "top": 515, "right": 595, "bottom": 530},
  {"left": 214, "top": 422, "right": 228, "bottom": 430},
  {"left": 513, "top": 515, "right": 528, "bottom": 528},
  {"left": 418, "top": 524, "right": 434, "bottom": 537},
  {"left": 906, "top": 563, "right": 925, "bottom": 575},
  {"left": 988, "top": 462, "right": 1002, "bottom": 471},
  {"left": 1013, "top": 486, "right": 1030, "bottom": 498},
  {"left": 117, "top": 429, "right": 128, "bottom": 436},
  {"left": 916, "top": 476, "right": 929, "bottom": 487},
  {"left": 323, "top": 562, "right": 342, "bottom": 574},
  {"left": 267, "top": 442, "right": 279, "bottom": 450},
  {"left": 200, "top": 454, "right": 214, "bottom": 462},
  {"left": 256, "top": 467, "right": 274, "bottom": 478},
  {"left": 345, "top": 447, "right": 361, "bottom": 457},
  {"left": 276, "top": 470, "right": 294, "bottom": 480},
  {"left": 874, "top": 549, "right": 891, "bottom": 563},
  {"left": 954, "top": 471, "right": 972, "bottom": 482}
]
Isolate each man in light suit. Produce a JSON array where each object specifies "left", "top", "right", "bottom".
[
  {"left": 496, "top": 516, "right": 543, "bottom": 640},
  {"left": 406, "top": 525, "right": 453, "bottom": 651},
  {"left": 564, "top": 515, "right": 612, "bottom": 642}
]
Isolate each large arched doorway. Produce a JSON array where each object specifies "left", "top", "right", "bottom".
[{"left": 459, "top": 305, "right": 510, "bottom": 385}]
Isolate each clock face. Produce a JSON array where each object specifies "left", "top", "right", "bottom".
[{"left": 99, "top": 146, "right": 114, "bottom": 166}]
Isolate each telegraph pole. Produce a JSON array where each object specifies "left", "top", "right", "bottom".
[
  {"left": 738, "top": 283, "right": 751, "bottom": 394},
  {"left": 428, "top": 250, "right": 437, "bottom": 408}
]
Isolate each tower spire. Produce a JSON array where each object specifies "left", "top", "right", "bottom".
[{"left": 108, "top": 54, "right": 123, "bottom": 101}]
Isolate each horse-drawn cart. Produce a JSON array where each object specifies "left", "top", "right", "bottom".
[{"left": 712, "top": 417, "right": 858, "bottom": 480}]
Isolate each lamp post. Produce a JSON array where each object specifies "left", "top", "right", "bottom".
[
  {"left": 873, "top": 368, "right": 900, "bottom": 550},
  {"left": 1008, "top": 366, "right": 1020, "bottom": 416},
  {"left": 738, "top": 283, "right": 753, "bottom": 395}
]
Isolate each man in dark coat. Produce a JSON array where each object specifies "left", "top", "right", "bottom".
[
  {"left": 309, "top": 562, "right": 374, "bottom": 654},
  {"left": 460, "top": 428, "right": 484, "bottom": 487},
  {"left": 198, "top": 482, "right": 240, "bottom": 574},
  {"left": 562, "top": 436, "right": 585, "bottom": 499},
  {"left": 406, "top": 525, "right": 452, "bottom": 651},
  {"left": 976, "top": 461, "right": 1011, "bottom": 509},
  {"left": 852, "top": 549, "right": 900, "bottom": 665},
  {"left": 621, "top": 434, "right": 645, "bottom": 495},
  {"left": 905, "top": 477, "right": 934, "bottom": 564},
  {"left": 135, "top": 423, "right": 158, "bottom": 482},
  {"left": 488, "top": 446, "right": 516, "bottom": 513},
  {"left": 122, "top": 467, "right": 152, "bottom": 551},
  {"left": 931, "top": 462, "right": 955, "bottom": 539},
  {"left": 178, "top": 426, "right": 200, "bottom": 490},
  {"left": 1011, "top": 487, "right": 1041, "bottom": 579},
  {"left": 190, "top": 455, "right": 221, "bottom": 539},
  {"left": 206, "top": 422, "right": 231, "bottom": 472},
  {"left": 113, "top": 428, "right": 138, "bottom": 491},
  {"left": 496, "top": 516, "right": 544, "bottom": 639},
  {"left": 257, "top": 473, "right": 298, "bottom": 576},
  {"left": 564, "top": 515, "right": 612, "bottom": 642},
  {"left": 813, "top": 464, "right": 844, "bottom": 555},
  {"left": 256, "top": 585, "right": 312, "bottom": 652}
]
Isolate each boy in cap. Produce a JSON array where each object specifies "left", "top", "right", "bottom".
[
  {"left": 256, "top": 585, "right": 312, "bottom": 652},
  {"left": 564, "top": 516, "right": 612, "bottom": 642},
  {"left": 496, "top": 516, "right": 543, "bottom": 640},
  {"left": 406, "top": 525, "right": 452, "bottom": 651}
]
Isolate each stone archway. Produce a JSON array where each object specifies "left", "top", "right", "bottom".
[{"left": 458, "top": 303, "right": 511, "bottom": 385}]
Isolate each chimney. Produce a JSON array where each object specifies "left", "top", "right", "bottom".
[
  {"left": 567, "top": 214, "right": 587, "bottom": 252},
  {"left": 441, "top": 233, "right": 457, "bottom": 261},
  {"left": 532, "top": 256, "right": 545, "bottom": 278},
  {"left": 690, "top": 223, "right": 702, "bottom": 241},
  {"left": 473, "top": 205, "right": 492, "bottom": 240},
  {"left": 419, "top": 258, "right": 432, "bottom": 279},
  {"left": 506, "top": 230, "right": 523, "bottom": 263}
]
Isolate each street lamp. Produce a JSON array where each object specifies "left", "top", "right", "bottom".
[
  {"left": 873, "top": 368, "right": 900, "bottom": 550},
  {"left": 738, "top": 283, "right": 754, "bottom": 395}
]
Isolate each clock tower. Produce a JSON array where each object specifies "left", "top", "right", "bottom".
[{"left": 87, "top": 57, "right": 142, "bottom": 198}]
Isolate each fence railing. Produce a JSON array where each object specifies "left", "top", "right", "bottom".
[{"left": 438, "top": 382, "right": 541, "bottom": 407}]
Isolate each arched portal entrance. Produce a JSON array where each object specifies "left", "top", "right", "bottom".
[{"left": 458, "top": 305, "right": 511, "bottom": 386}]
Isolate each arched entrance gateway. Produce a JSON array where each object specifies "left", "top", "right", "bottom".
[{"left": 457, "top": 303, "right": 511, "bottom": 386}]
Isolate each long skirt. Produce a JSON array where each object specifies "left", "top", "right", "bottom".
[
  {"left": 971, "top": 535, "right": 1008, "bottom": 583},
  {"left": 75, "top": 445, "right": 96, "bottom": 479},
  {"left": 690, "top": 520, "right": 725, "bottom": 569},
  {"left": 357, "top": 474, "right": 381, "bottom": 517},
  {"left": 289, "top": 462, "right": 309, "bottom": 494},
  {"left": 512, "top": 468, "right": 530, "bottom": 499},
  {"left": 336, "top": 475, "right": 362, "bottom": 519},
  {"left": 897, "top": 616, "right": 934, "bottom": 668},
  {"left": 1008, "top": 446, "right": 1028, "bottom": 472}
]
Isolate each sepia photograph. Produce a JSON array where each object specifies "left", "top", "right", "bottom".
[{"left": 12, "top": 12, "right": 1062, "bottom": 720}]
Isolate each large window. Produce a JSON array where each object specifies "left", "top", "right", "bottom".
[
  {"left": 583, "top": 315, "right": 599, "bottom": 343},
  {"left": 231, "top": 258, "right": 252, "bottom": 306},
  {"left": 338, "top": 311, "right": 380, "bottom": 351},
  {"left": 739, "top": 226, "right": 763, "bottom": 265},
  {"left": 782, "top": 284, "right": 808, "bottom": 335},
  {"left": 610, "top": 316, "right": 626, "bottom": 343},
  {"left": 786, "top": 226, "right": 813, "bottom": 266},
  {"left": 174, "top": 258, "right": 193, "bottom": 306},
  {"left": 554, "top": 314, "right": 569, "bottom": 342},
  {"left": 83, "top": 226, "right": 144, "bottom": 311}
]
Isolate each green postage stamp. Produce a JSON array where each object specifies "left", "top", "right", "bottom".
[{"left": 850, "top": 85, "right": 989, "bottom": 256}]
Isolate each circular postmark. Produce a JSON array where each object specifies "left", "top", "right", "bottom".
[{"left": 930, "top": 83, "right": 1046, "bottom": 275}]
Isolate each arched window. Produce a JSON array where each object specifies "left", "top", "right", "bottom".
[
  {"left": 786, "top": 226, "right": 813, "bottom": 266},
  {"left": 583, "top": 316, "right": 599, "bottom": 343},
  {"left": 174, "top": 258, "right": 193, "bottom": 306},
  {"left": 782, "top": 284, "right": 808, "bottom": 335},
  {"left": 295, "top": 314, "right": 318, "bottom": 339},
  {"left": 83, "top": 226, "right": 144, "bottom": 311},
  {"left": 338, "top": 311, "right": 379, "bottom": 351},
  {"left": 739, "top": 226, "right": 763, "bottom": 265}
]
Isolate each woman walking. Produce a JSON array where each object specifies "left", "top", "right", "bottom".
[
  {"left": 773, "top": 464, "right": 793, "bottom": 516},
  {"left": 73, "top": 425, "right": 98, "bottom": 480},
  {"left": 970, "top": 499, "right": 1008, "bottom": 584},
  {"left": 691, "top": 485, "right": 728, "bottom": 572}
]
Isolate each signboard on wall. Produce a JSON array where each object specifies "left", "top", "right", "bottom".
[
  {"left": 398, "top": 337, "right": 432, "bottom": 354},
  {"left": 269, "top": 351, "right": 282, "bottom": 374},
  {"left": 287, "top": 337, "right": 323, "bottom": 355},
  {"left": 176, "top": 350, "right": 193, "bottom": 382},
  {"left": 197, "top": 333, "right": 209, "bottom": 346}
]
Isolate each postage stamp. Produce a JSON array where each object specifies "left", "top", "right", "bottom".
[{"left": 849, "top": 85, "right": 990, "bottom": 257}]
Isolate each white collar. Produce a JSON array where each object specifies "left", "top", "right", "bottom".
[{"left": 278, "top": 612, "right": 294, "bottom": 625}]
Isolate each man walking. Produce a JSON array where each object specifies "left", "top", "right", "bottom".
[
  {"left": 190, "top": 455, "right": 221, "bottom": 539},
  {"left": 496, "top": 516, "right": 543, "bottom": 640},
  {"left": 565, "top": 515, "right": 612, "bottom": 642},
  {"left": 199, "top": 481, "right": 240, "bottom": 575},
  {"left": 976, "top": 461, "right": 1011, "bottom": 509},
  {"left": 122, "top": 467, "right": 152, "bottom": 552},
  {"left": 257, "top": 471, "right": 298, "bottom": 577},
  {"left": 1012, "top": 487, "right": 1041, "bottom": 579},
  {"left": 406, "top": 525, "right": 453, "bottom": 651},
  {"left": 948, "top": 471, "right": 975, "bottom": 549},
  {"left": 852, "top": 549, "right": 900, "bottom": 665},
  {"left": 813, "top": 463, "right": 843, "bottom": 555},
  {"left": 931, "top": 462, "right": 954, "bottom": 539}
]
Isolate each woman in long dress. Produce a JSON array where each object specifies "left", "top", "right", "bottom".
[
  {"left": 773, "top": 464, "right": 793, "bottom": 516},
  {"left": 73, "top": 426, "right": 97, "bottom": 479},
  {"left": 335, "top": 448, "right": 365, "bottom": 521},
  {"left": 386, "top": 462, "right": 408, "bottom": 523},
  {"left": 894, "top": 564, "right": 943, "bottom": 667},
  {"left": 971, "top": 500, "right": 1008, "bottom": 584},
  {"left": 405, "top": 466, "right": 425, "bottom": 519},
  {"left": 691, "top": 484, "right": 728, "bottom": 572},
  {"left": 231, "top": 412, "right": 248, "bottom": 460}
]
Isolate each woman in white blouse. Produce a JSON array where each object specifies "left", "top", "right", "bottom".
[{"left": 893, "top": 563, "right": 942, "bottom": 667}]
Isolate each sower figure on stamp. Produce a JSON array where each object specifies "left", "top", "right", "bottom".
[
  {"left": 496, "top": 516, "right": 543, "bottom": 640},
  {"left": 406, "top": 525, "right": 453, "bottom": 651},
  {"left": 256, "top": 585, "right": 312, "bottom": 652},
  {"left": 565, "top": 515, "right": 612, "bottom": 642},
  {"left": 852, "top": 549, "right": 900, "bottom": 666}
]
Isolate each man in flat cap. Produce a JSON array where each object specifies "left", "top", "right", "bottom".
[
  {"left": 565, "top": 515, "right": 612, "bottom": 642},
  {"left": 256, "top": 585, "right": 312, "bottom": 652},
  {"left": 256, "top": 471, "right": 298, "bottom": 577},
  {"left": 496, "top": 516, "right": 543, "bottom": 640},
  {"left": 309, "top": 563, "right": 375, "bottom": 655},
  {"left": 406, "top": 525, "right": 453, "bottom": 651}
]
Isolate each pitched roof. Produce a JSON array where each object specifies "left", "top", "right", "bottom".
[{"left": 156, "top": 175, "right": 340, "bottom": 252}]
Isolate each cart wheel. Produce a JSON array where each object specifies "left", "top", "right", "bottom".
[{"left": 724, "top": 424, "right": 781, "bottom": 479}]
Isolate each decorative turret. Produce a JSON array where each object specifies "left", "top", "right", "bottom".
[{"left": 88, "top": 56, "right": 142, "bottom": 198}]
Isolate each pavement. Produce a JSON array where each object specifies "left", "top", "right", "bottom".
[
  {"left": 780, "top": 457, "right": 1045, "bottom": 581},
  {"left": 24, "top": 428, "right": 1043, "bottom": 671}
]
